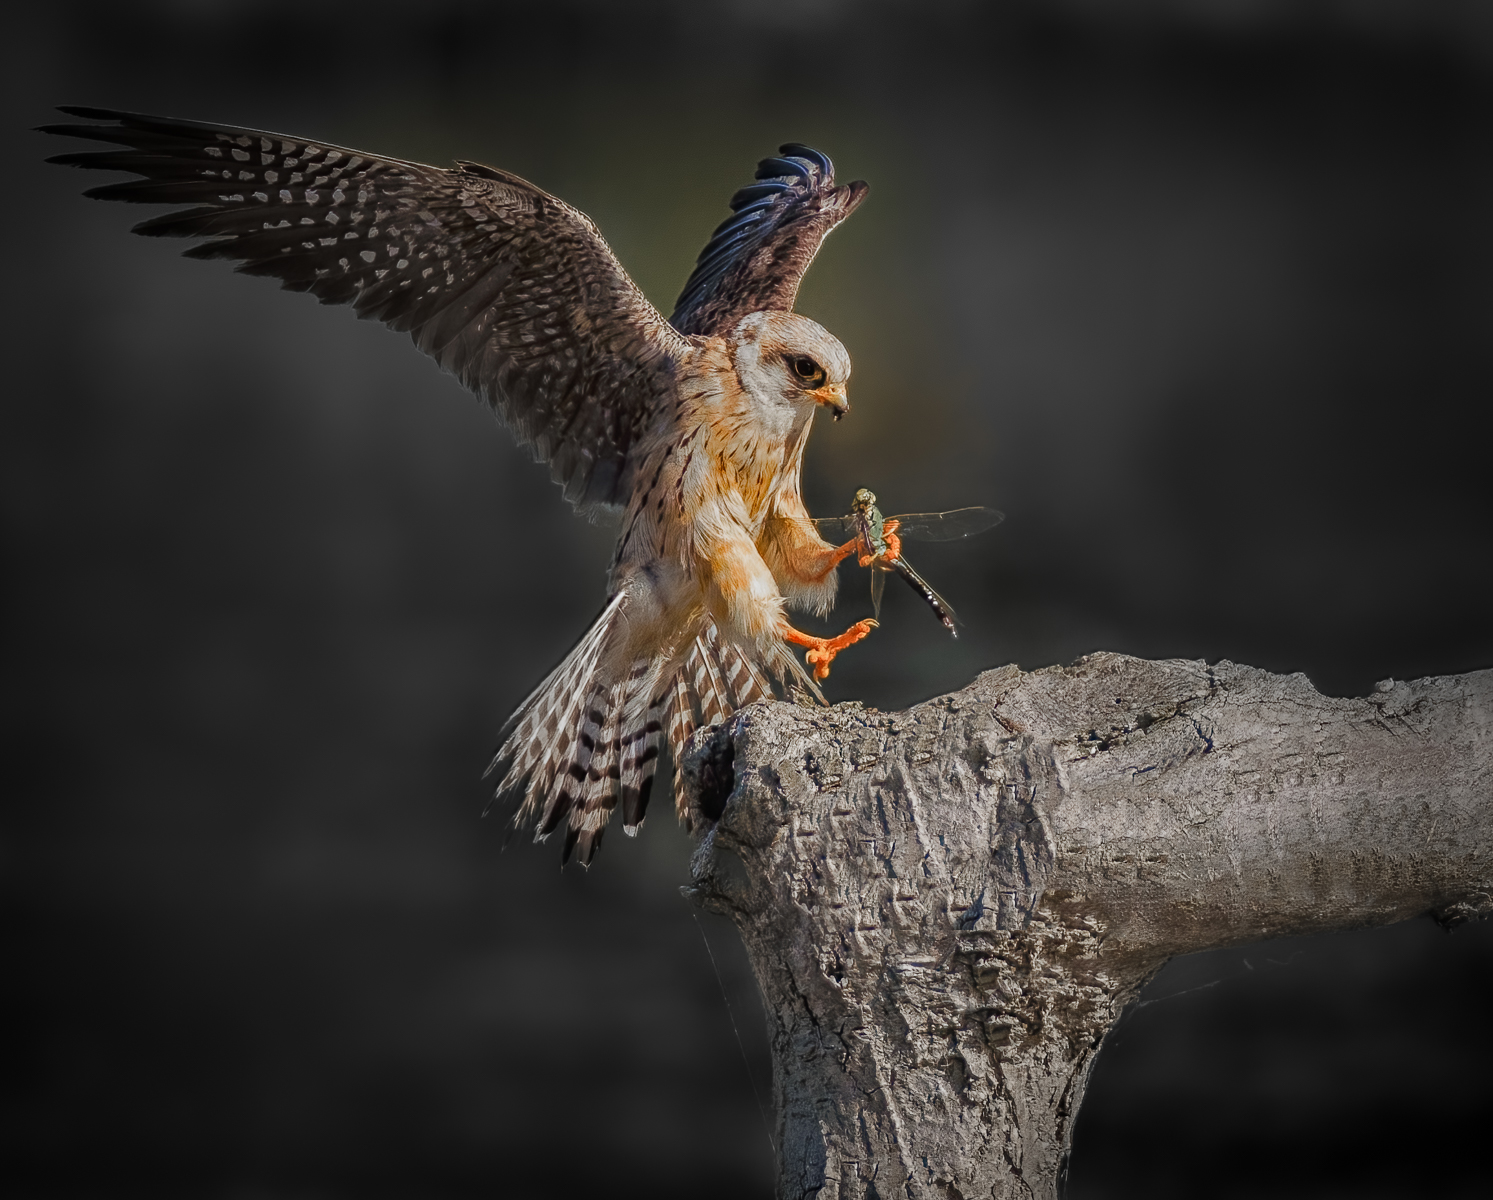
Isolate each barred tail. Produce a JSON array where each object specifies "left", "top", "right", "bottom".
[
  {"left": 486, "top": 592, "right": 624, "bottom": 824},
  {"left": 488, "top": 604, "right": 826, "bottom": 863},
  {"left": 560, "top": 677, "right": 625, "bottom": 865},
  {"left": 664, "top": 620, "right": 789, "bottom": 828},
  {"left": 487, "top": 593, "right": 675, "bottom": 866},
  {"left": 620, "top": 684, "right": 669, "bottom": 835}
]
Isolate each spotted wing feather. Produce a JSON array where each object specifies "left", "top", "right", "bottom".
[{"left": 43, "top": 107, "right": 689, "bottom": 510}]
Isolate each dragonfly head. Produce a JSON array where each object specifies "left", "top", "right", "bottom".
[{"left": 853, "top": 487, "right": 877, "bottom": 511}]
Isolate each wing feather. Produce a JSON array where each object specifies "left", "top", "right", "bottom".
[
  {"left": 669, "top": 142, "right": 868, "bottom": 337},
  {"left": 43, "top": 107, "right": 691, "bottom": 510}
]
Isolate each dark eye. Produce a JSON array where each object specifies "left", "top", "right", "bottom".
[{"left": 788, "top": 355, "right": 826, "bottom": 387}]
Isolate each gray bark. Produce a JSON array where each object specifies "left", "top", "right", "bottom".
[{"left": 679, "top": 653, "right": 1493, "bottom": 1200}]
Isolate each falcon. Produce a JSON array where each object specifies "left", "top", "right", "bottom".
[{"left": 45, "top": 107, "right": 877, "bottom": 864}]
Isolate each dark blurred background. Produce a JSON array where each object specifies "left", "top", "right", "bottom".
[{"left": 6, "top": 2, "right": 1491, "bottom": 1197}]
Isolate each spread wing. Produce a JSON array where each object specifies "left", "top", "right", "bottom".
[
  {"left": 669, "top": 143, "right": 868, "bottom": 337},
  {"left": 43, "top": 106, "right": 692, "bottom": 510}
]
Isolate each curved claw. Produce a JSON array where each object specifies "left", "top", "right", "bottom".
[
  {"left": 784, "top": 618, "right": 878, "bottom": 680},
  {"left": 881, "top": 521, "right": 903, "bottom": 564}
]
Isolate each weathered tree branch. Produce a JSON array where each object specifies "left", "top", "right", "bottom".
[{"left": 680, "top": 653, "right": 1493, "bottom": 1200}]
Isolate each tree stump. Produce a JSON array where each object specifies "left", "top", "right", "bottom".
[{"left": 680, "top": 653, "right": 1492, "bottom": 1199}]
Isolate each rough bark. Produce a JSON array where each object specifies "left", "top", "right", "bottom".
[{"left": 679, "top": 653, "right": 1493, "bottom": 1200}]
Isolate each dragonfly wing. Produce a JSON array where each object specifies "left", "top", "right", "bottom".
[
  {"left": 888, "top": 507, "right": 1005, "bottom": 542},
  {"left": 870, "top": 561, "right": 886, "bottom": 618},
  {"left": 808, "top": 516, "right": 858, "bottom": 543}
]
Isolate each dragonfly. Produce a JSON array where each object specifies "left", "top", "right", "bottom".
[{"left": 810, "top": 489, "right": 1004, "bottom": 637}]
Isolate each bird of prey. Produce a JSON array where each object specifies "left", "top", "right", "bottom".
[{"left": 44, "top": 107, "right": 876, "bottom": 865}]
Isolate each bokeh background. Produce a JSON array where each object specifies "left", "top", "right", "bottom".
[{"left": 6, "top": 2, "right": 1491, "bottom": 1197}]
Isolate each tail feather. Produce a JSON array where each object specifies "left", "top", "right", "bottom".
[
  {"left": 666, "top": 670, "right": 700, "bottom": 826},
  {"left": 763, "top": 639, "right": 826, "bottom": 704},
  {"left": 534, "top": 678, "right": 607, "bottom": 837},
  {"left": 690, "top": 633, "right": 733, "bottom": 727},
  {"left": 488, "top": 593, "right": 624, "bottom": 823},
  {"left": 665, "top": 620, "right": 798, "bottom": 826},
  {"left": 565, "top": 680, "right": 625, "bottom": 865},
  {"left": 718, "top": 638, "right": 774, "bottom": 709},
  {"left": 621, "top": 684, "right": 668, "bottom": 833},
  {"left": 490, "top": 601, "right": 825, "bottom": 861}
]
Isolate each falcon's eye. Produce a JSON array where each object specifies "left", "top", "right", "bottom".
[{"left": 787, "top": 355, "right": 826, "bottom": 388}]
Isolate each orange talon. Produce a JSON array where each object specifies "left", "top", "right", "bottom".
[
  {"left": 784, "top": 618, "right": 878, "bottom": 680},
  {"left": 855, "top": 522, "right": 900, "bottom": 569},
  {"left": 881, "top": 520, "right": 902, "bottom": 564}
]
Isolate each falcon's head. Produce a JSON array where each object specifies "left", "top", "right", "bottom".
[{"left": 730, "top": 311, "right": 852, "bottom": 422}]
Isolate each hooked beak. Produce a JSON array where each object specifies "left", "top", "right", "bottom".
[{"left": 811, "top": 384, "right": 849, "bottom": 421}]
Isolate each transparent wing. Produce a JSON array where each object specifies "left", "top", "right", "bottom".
[
  {"left": 870, "top": 561, "right": 886, "bottom": 618},
  {"left": 808, "top": 515, "right": 860, "bottom": 543},
  {"left": 883, "top": 507, "right": 1004, "bottom": 542}
]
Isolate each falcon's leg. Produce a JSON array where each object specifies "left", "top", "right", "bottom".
[
  {"left": 880, "top": 520, "right": 902, "bottom": 564},
  {"left": 759, "top": 511, "right": 861, "bottom": 617},
  {"left": 783, "top": 618, "right": 877, "bottom": 680},
  {"left": 800, "top": 537, "right": 860, "bottom": 582}
]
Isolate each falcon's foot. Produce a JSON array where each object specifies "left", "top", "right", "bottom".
[
  {"left": 856, "top": 522, "right": 901, "bottom": 568},
  {"left": 784, "top": 618, "right": 878, "bottom": 680},
  {"left": 881, "top": 520, "right": 903, "bottom": 564}
]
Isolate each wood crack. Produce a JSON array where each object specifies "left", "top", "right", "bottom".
[{"left": 683, "top": 653, "right": 1493, "bottom": 1198}]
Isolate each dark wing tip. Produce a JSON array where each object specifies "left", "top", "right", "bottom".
[
  {"left": 778, "top": 143, "right": 833, "bottom": 173},
  {"left": 55, "top": 104, "right": 131, "bottom": 120},
  {"left": 754, "top": 142, "right": 835, "bottom": 186},
  {"left": 670, "top": 143, "right": 865, "bottom": 334},
  {"left": 36, "top": 121, "right": 127, "bottom": 146},
  {"left": 39, "top": 107, "right": 146, "bottom": 140}
]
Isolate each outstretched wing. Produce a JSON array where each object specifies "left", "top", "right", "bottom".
[
  {"left": 669, "top": 143, "right": 868, "bottom": 337},
  {"left": 43, "top": 107, "right": 692, "bottom": 510}
]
